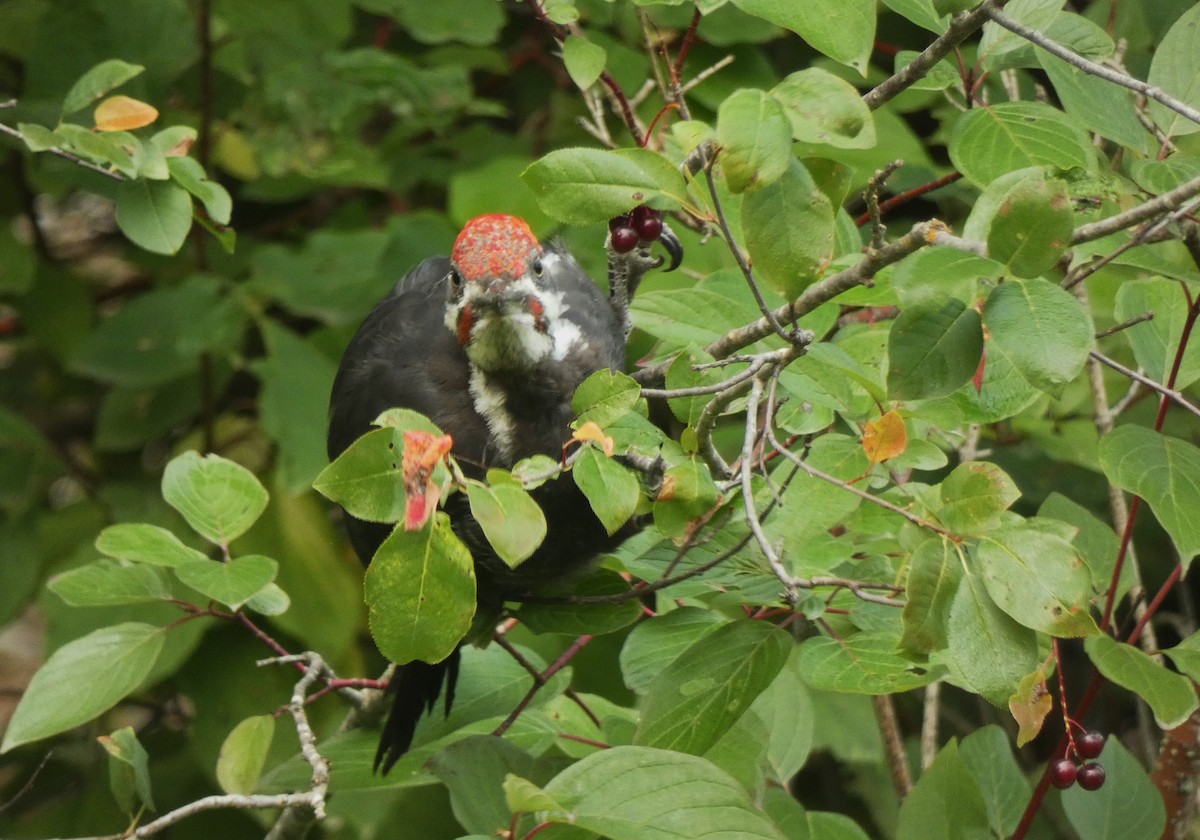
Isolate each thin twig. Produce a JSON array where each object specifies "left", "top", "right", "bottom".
[
  {"left": 739, "top": 375, "right": 798, "bottom": 603},
  {"left": 1089, "top": 350, "right": 1200, "bottom": 422},
  {"left": 874, "top": 695, "right": 913, "bottom": 796},
  {"left": 493, "top": 635, "right": 593, "bottom": 737},
  {"left": 985, "top": 6, "right": 1200, "bottom": 131},
  {"left": 1095, "top": 311, "right": 1154, "bottom": 339},
  {"left": 0, "top": 120, "right": 125, "bottom": 180},
  {"left": 863, "top": 0, "right": 1011, "bottom": 111},
  {"left": 1072, "top": 173, "right": 1200, "bottom": 245}
]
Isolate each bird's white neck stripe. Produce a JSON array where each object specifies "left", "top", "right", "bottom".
[{"left": 468, "top": 368, "right": 517, "bottom": 464}]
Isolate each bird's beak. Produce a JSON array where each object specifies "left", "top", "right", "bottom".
[{"left": 659, "top": 224, "right": 683, "bottom": 273}]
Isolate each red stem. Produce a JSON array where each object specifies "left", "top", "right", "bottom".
[
  {"left": 855, "top": 171, "right": 963, "bottom": 227},
  {"left": 672, "top": 9, "right": 702, "bottom": 85}
]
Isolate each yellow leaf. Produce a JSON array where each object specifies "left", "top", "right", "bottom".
[
  {"left": 1009, "top": 666, "right": 1052, "bottom": 747},
  {"left": 863, "top": 409, "right": 907, "bottom": 464},
  {"left": 94, "top": 95, "right": 159, "bottom": 131},
  {"left": 572, "top": 420, "right": 614, "bottom": 457}
]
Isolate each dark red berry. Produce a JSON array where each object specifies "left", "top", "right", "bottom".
[
  {"left": 631, "top": 205, "right": 663, "bottom": 240},
  {"left": 610, "top": 226, "right": 639, "bottom": 253},
  {"left": 609, "top": 213, "right": 632, "bottom": 233},
  {"left": 1049, "top": 758, "right": 1078, "bottom": 790},
  {"left": 1076, "top": 730, "right": 1106, "bottom": 760},
  {"left": 1077, "top": 762, "right": 1106, "bottom": 791}
]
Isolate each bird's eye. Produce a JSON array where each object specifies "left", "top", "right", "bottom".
[
  {"left": 531, "top": 257, "right": 544, "bottom": 277},
  {"left": 447, "top": 269, "right": 464, "bottom": 295}
]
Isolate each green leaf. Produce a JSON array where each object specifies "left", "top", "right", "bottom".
[
  {"left": 732, "top": 0, "right": 874, "bottom": 74},
  {"left": 61, "top": 59, "right": 144, "bottom": 115},
  {"left": 49, "top": 561, "right": 172, "bottom": 606},
  {"left": 770, "top": 68, "right": 876, "bottom": 149},
  {"left": 115, "top": 179, "right": 194, "bottom": 256},
  {"left": 1039, "top": 52, "right": 1149, "bottom": 154},
  {"left": 974, "top": 526, "right": 1098, "bottom": 637},
  {"left": 900, "top": 538, "right": 963, "bottom": 655},
  {"left": 572, "top": 369, "right": 641, "bottom": 428},
  {"left": 216, "top": 715, "right": 276, "bottom": 795},
  {"left": 986, "top": 177, "right": 1075, "bottom": 278},
  {"left": 887, "top": 298, "right": 984, "bottom": 400},
  {"left": 315, "top": 425, "right": 435, "bottom": 523},
  {"left": 1, "top": 623, "right": 165, "bottom": 752},
  {"left": 742, "top": 158, "right": 835, "bottom": 297},
  {"left": 893, "top": 50, "right": 958, "bottom": 90},
  {"left": 429, "top": 736, "right": 536, "bottom": 836},
  {"left": 515, "top": 568, "right": 641, "bottom": 636},
  {"left": 573, "top": 447, "right": 639, "bottom": 536},
  {"left": 1086, "top": 634, "right": 1198, "bottom": 729},
  {"left": 1166, "top": 629, "right": 1200, "bottom": 682},
  {"left": 619, "top": 608, "right": 726, "bottom": 694},
  {"left": 716, "top": 88, "right": 792, "bottom": 193},
  {"left": 948, "top": 102, "right": 1091, "bottom": 186},
  {"left": 937, "top": 461, "right": 1020, "bottom": 534},
  {"left": 1114, "top": 278, "right": 1200, "bottom": 389},
  {"left": 16, "top": 122, "right": 64, "bottom": 152},
  {"left": 466, "top": 482, "right": 547, "bottom": 568},
  {"left": 252, "top": 320, "right": 339, "bottom": 492},
  {"left": 100, "top": 726, "right": 156, "bottom": 815},
  {"left": 652, "top": 457, "right": 721, "bottom": 539},
  {"left": 68, "top": 276, "right": 240, "bottom": 389},
  {"left": 96, "top": 523, "right": 209, "bottom": 567},
  {"left": 522, "top": 147, "right": 688, "bottom": 224},
  {"left": 1061, "top": 738, "right": 1167, "bottom": 840},
  {"left": 540, "top": 746, "right": 787, "bottom": 839},
  {"left": 167, "top": 156, "right": 233, "bottom": 225},
  {"left": 896, "top": 739, "right": 991, "bottom": 840},
  {"left": 799, "top": 631, "right": 943, "bottom": 695},
  {"left": 562, "top": 35, "right": 606, "bottom": 90},
  {"left": 958, "top": 726, "right": 1030, "bottom": 837},
  {"left": 1147, "top": 2, "right": 1200, "bottom": 138},
  {"left": 635, "top": 619, "right": 790, "bottom": 755},
  {"left": 1098, "top": 426, "right": 1200, "bottom": 566},
  {"left": 983, "top": 277, "right": 1093, "bottom": 397},
  {"left": 174, "top": 555, "right": 278, "bottom": 610},
  {"left": 942, "top": 572, "right": 1037, "bottom": 706},
  {"left": 364, "top": 513, "right": 476, "bottom": 664},
  {"left": 161, "top": 451, "right": 269, "bottom": 547}
]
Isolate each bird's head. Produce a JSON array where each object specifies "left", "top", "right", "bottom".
[{"left": 445, "top": 214, "right": 559, "bottom": 373}]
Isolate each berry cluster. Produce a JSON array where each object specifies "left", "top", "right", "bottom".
[
  {"left": 609, "top": 205, "right": 664, "bottom": 253},
  {"left": 1049, "top": 730, "right": 1107, "bottom": 791}
]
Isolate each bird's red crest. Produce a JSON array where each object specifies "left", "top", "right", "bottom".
[{"left": 451, "top": 214, "right": 540, "bottom": 282}]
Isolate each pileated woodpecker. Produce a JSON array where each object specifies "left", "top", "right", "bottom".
[{"left": 327, "top": 212, "right": 680, "bottom": 772}]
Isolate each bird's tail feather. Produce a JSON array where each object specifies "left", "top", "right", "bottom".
[{"left": 374, "top": 647, "right": 462, "bottom": 774}]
